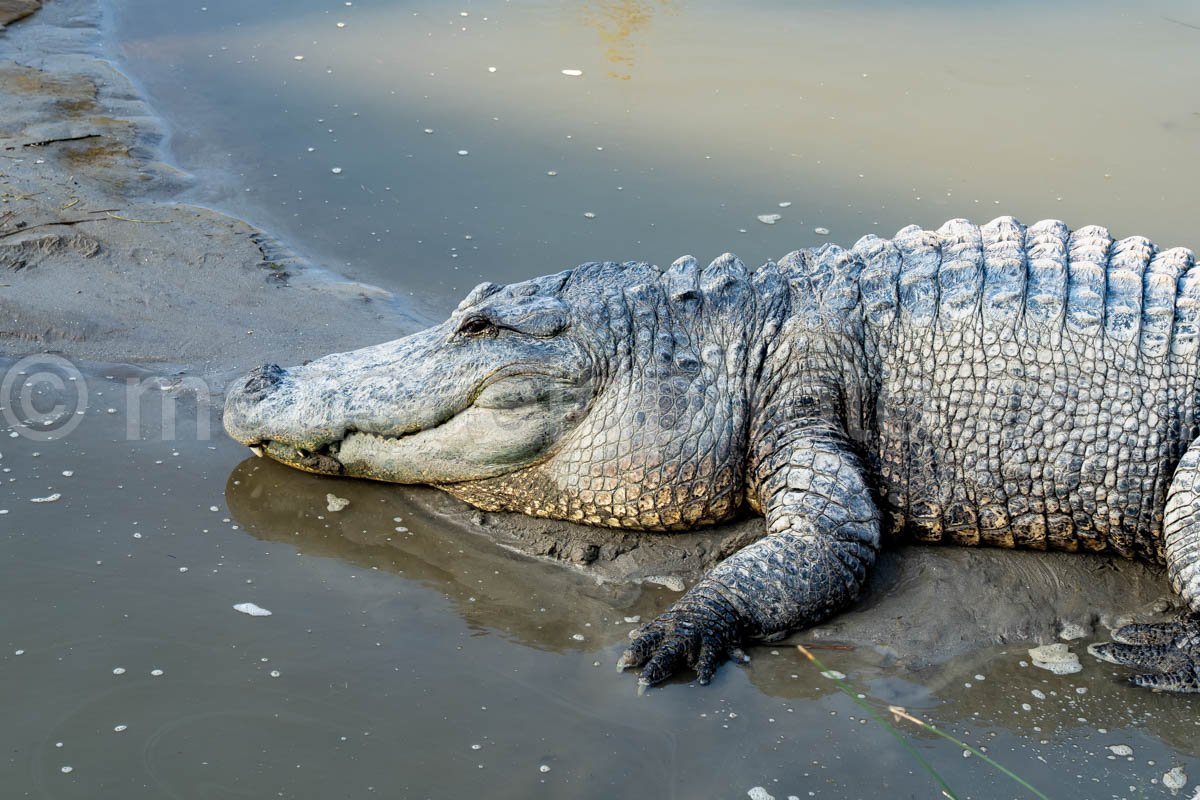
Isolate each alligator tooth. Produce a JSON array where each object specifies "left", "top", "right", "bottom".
[{"left": 250, "top": 446, "right": 264, "bottom": 458}]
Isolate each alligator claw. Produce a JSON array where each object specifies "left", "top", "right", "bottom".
[
  {"left": 618, "top": 583, "right": 744, "bottom": 689},
  {"left": 1090, "top": 612, "right": 1200, "bottom": 693}
]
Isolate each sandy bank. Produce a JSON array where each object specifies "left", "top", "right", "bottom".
[
  {"left": 0, "top": 0, "right": 1182, "bottom": 668},
  {"left": 0, "top": 0, "right": 414, "bottom": 381}
]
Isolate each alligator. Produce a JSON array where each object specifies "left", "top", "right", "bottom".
[{"left": 223, "top": 217, "right": 1200, "bottom": 693}]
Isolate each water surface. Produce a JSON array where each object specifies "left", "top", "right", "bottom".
[
  {"left": 7, "top": 0, "right": 1200, "bottom": 796},
  {"left": 107, "top": 0, "right": 1200, "bottom": 318},
  {"left": 3, "top": 364, "right": 1199, "bottom": 798}
]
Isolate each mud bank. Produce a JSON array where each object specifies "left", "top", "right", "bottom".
[
  {"left": 0, "top": 0, "right": 414, "bottom": 381},
  {"left": 0, "top": 0, "right": 1182, "bottom": 668}
]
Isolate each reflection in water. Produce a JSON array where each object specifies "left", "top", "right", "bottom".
[
  {"left": 581, "top": 0, "right": 674, "bottom": 80},
  {"left": 224, "top": 456, "right": 675, "bottom": 653},
  {"left": 227, "top": 459, "right": 1200, "bottom": 759}
]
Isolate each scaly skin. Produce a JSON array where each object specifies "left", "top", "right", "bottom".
[{"left": 224, "top": 217, "right": 1200, "bottom": 693}]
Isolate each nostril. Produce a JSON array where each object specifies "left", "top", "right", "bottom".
[{"left": 242, "top": 363, "right": 286, "bottom": 401}]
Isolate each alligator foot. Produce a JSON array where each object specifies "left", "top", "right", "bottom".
[
  {"left": 616, "top": 583, "right": 747, "bottom": 688},
  {"left": 1089, "top": 612, "right": 1200, "bottom": 692}
]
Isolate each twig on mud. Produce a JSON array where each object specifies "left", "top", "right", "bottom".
[
  {"left": 795, "top": 642, "right": 855, "bottom": 651},
  {"left": 21, "top": 133, "right": 102, "bottom": 148},
  {"left": 105, "top": 211, "right": 169, "bottom": 224},
  {"left": 0, "top": 215, "right": 107, "bottom": 239},
  {"left": 59, "top": 196, "right": 80, "bottom": 210}
]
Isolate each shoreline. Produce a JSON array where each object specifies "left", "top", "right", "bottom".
[
  {"left": 0, "top": 0, "right": 418, "bottom": 384},
  {"left": 1, "top": 0, "right": 1185, "bottom": 668}
]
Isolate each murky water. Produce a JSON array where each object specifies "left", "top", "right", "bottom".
[
  {"left": 106, "top": 0, "right": 1200, "bottom": 318},
  {"left": 5, "top": 0, "right": 1200, "bottom": 797},
  {"left": 3, "top": 363, "right": 1198, "bottom": 798}
]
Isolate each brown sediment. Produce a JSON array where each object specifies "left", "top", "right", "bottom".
[{"left": 0, "top": 0, "right": 40, "bottom": 28}]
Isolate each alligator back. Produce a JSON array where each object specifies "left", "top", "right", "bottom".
[{"left": 839, "top": 218, "right": 1199, "bottom": 561}]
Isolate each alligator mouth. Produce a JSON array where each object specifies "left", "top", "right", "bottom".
[
  {"left": 254, "top": 439, "right": 345, "bottom": 475},
  {"left": 251, "top": 429, "right": 421, "bottom": 476}
]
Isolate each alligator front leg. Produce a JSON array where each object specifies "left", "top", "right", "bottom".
[
  {"left": 618, "top": 424, "right": 881, "bottom": 687},
  {"left": 1090, "top": 437, "right": 1200, "bottom": 692}
]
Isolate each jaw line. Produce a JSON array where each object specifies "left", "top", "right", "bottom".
[{"left": 248, "top": 371, "right": 589, "bottom": 480}]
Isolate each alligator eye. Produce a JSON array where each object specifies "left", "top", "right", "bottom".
[{"left": 457, "top": 316, "right": 496, "bottom": 337}]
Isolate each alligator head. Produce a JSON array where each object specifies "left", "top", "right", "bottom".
[{"left": 224, "top": 257, "right": 785, "bottom": 530}]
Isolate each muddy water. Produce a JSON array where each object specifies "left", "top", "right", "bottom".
[
  {"left": 107, "top": 0, "right": 1200, "bottom": 318},
  {"left": 4, "top": 0, "right": 1200, "bottom": 797},
  {"left": 3, "top": 369, "right": 1199, "bottom": 796}
]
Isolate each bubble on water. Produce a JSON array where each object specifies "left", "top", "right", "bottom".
[
  {"left": 471, "top": 744, "right": 481, "bottom": 750},
  {"left": 133, "top": 533, "right": 142, "bottom": 539},
  {"left": 424, "top": 128, "right": 434, "bottom": 134},
  {"left": 571, "top": 634, "right": 585, "bottom": 641},
  {"left": 60, "top": 766, "right": 73, "bottom": 774},
  {"left": 31, "top": 493, "right": 61, "bottom": 503},
  {"left": 14, "top": 649, "right": 24, "bottom": 655},
  {"left": 234, "top": 603, "right": 273, "bottom": 617},
  {"left": 1163, "top": 767, "right": 1188, "bottom": 792},
  {"left": 546, "top": 170, "right": 557, "bottom": 176},
  {"left": 1031, "top": 689, "right": 1045, "bottom": 700},
  {"left": 178, "top": 567, "right": 189, "bottom": 573},
  {"left": 61, "top": 470, "right": 74, "bottom": 477},
  {"left": 270, "top": 670, "right": 281, "bottom": 678},
  {"left": 293, "top": 55, "right": 305, "bottom": 61},
  {"left": 583, "top": 212, "right": 596, "bottom": 219},
  {"left": 112, "top": 667, "right": 125, "bottom": 675},
  {"left": 331, "top": 167, "right": 343, "bottom": 174},
  {"left": 457, "top": 150, "right": 470, "bottom": 156},
  {"left": 757, "top": 214, "right": 781, "bottom": 225},
  {"left": 209, "top": 506, "right": 219, "bottom": 512},
  {"left": 151, "top": 669, "right": 164, "bottom": 677},
  {"left": 747, "top": 788, "right": 774, "bottom": 800},
  {"left": 539, "top": 765, "right": 551, "bottom": 773},
  {"left": 820, "top": 670, "right": 845, "bottom": 680},
  {"left": 487, "top": 67, "right": 497, "bottom": 73},
  {"left": 560, "top": 69, "right": 583, "bottom": 77},
  {"left": 336, "top": 21, "right": 346, "bottom": 27},
  {"left": 1029, "top": 643, "right": 1082, "bottom": 675},
  {"left": 814, "top": 227, "right": 831, "bottom": 235},
  {"left": 1058, "top": 622, "right": 1088, "bottom": 641},
  {"left": 113, "top": 725, "right": 127, "bottom": 732},
  {"left": 326, "top": 494, "right": 349, "bottom": 512},
  {"left": 778, "top": 201, "right": 792, "bottom": 208},
  {"left": 1109, "top": 744, "right": 1133, "bottom": 757}
]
